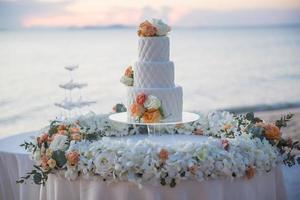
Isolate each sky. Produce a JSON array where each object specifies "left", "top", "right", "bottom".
[{"left": 0, "top": 0, "right": 300, "bottom": 29}]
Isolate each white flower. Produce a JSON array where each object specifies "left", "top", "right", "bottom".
[
  {"left": 143, "top": 95, "right": 161, "bottom": 109},
  {"left": 33, "top": 149, "right": 41, "bottom": 162},
  {"left": 150, "top": 19, "right": 171, "bottom": 36},
  {"left": 49, "top": 135, "right": 68, "bottom": 151},
  {"left": 65, "top": 167, "right": 78, "bottom": 181},
  {"left": 120, "top": 76, "right": 133, "bottom": 86}
]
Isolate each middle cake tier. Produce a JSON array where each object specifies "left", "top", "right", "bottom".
[
  {"left": 127, "top": 86, "right": 183, "bottom": 122},
  {"left": 134, "top": 61, "right": 175, "bottom": 88}
]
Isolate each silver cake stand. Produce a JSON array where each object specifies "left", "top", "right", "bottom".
[{"left": 109, "top": 112, "right": 200, "bottom": 135}]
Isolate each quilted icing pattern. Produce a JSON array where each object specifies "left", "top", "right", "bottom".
[
  {"left": 134, "top": 61, "right": 175, "bottom": 88},
  {"left": 138, "top": 37, "right": 169, "bottom": 62},
  {"left": 127, "top": 86, "right": 183, "bottom": 122}
]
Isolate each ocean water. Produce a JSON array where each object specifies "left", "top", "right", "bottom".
[{"left": 0, "top": 27, "right": 300, "bottom": 136}]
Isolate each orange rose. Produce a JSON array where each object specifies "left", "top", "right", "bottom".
[
  {"left": 159, "top": 149, "right": 169, "bottom": 162},
  {"left": 125, "top": 66, "right": 133, "bottom": 77},
  {"left": 257, "top": 123, "right": 281, "bottom": 140},
  {"left": 136, "top": 93, "right": 147, "bottom": 105},
  {"left": 130, "top": 103, "right": 145, "bottom": 117},
  {"left": 71, "top": 133, "right": 82, "bottom": 141},
  {"left": 67, "top": 151, "right": 80, "bottom": 166},
  {"left": 142, "top": 109, "right": 162, "bottom": 123},
  {"left": 245, "top": 165, "right": 255, "bottom": 179},
  {"left": 138, "top": 20, "right": 157, "bottom": 37}
]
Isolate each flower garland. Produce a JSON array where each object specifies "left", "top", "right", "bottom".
[{"left": 17, "top": 111, "right": 299, "bottom": 187}]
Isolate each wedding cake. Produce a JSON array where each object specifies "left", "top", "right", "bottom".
[{"left": 121, "top": 19, "right": 183, "bottom": 123}]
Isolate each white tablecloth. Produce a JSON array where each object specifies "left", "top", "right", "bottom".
[{"left": 0, "top": 132, "right": 299, "bottom": 200}]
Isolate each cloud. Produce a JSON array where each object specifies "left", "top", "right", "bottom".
[
  {"left": 0, "top": 0, "right": 300, "bottom": 29},
  {"left": 0, "top": 0, "right": 69, "bottom": 29},
  {"left": 175, "top": 9, "right": 300, "bottom": 27}
]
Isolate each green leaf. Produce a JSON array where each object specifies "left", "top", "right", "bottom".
[
  {"left": 52, "top": 150, "right": 67, "bottom": 167},
  {"left": 33, "top": 173, "right": 42, "bottom": 184},
  {"left": 48, "top": 125, "right": 58, "bottom": 137},
  {"left": 245, "top": 112, "right": 254, "bottom": 122}
]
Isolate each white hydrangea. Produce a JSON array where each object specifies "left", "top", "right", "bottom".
[
  {"left": 144, "top": 95, "right": 161, "bottom": 110},
  {"left": 49, "top": 135, "right": 68, "bottom": 151}
]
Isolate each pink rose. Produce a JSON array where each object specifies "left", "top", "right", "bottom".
[{"left": 136, "top": 93, "right": 147, "bottom": 105}]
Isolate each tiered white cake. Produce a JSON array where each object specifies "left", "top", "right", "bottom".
[{"left": 121, "top": 19, "right": 183, "bottom": 123}]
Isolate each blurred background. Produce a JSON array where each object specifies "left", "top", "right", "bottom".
[{"left": 0, "top": 0, "right": 300, "bottom": 137}]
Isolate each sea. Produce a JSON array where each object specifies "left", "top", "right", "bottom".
[{"left": 0, "top": 26, "right": 300, "bottom": 137}]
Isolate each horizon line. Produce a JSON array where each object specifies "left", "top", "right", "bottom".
[{"left": 1, "top": 23, "right": 300, "bottom": 31}]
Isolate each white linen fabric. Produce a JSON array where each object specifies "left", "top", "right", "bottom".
[{"left": 0, "top": 132, "right": 298, "bottom": 200}]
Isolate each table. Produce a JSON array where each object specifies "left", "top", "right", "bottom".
[{"left": 0, "top": 132, "right": 298, "bottom": 200}]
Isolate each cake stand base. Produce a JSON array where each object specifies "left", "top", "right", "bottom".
[{"left": 109, "top": 112, "right": 199, "bottom": 135}]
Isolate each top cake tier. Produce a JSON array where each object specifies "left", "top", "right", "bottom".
[{"left": 138, "top": 36, "right": 169, "bottom": 62}]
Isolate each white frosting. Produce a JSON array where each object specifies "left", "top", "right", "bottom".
[
  {"left": 138, "top": 37, "right": 169, "bottom": 62},
  {"left": 127, "top": 86, "right": 183, "bottom": 122},
  {"left": 150, "top": 19, "right": 171, "bottom": 36},
  {"left": 134, "top": 61, "right": 174, "bottom": 88}
]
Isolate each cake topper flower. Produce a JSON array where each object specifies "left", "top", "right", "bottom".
[
  {"left": 120, "top": 66, "right": 134, "bottom": 86},
  {"left": 138, "top": 20, "right": 157, "bottom": 37},
  {"left": 137, "top": 19, "right": 171, "bottom": 37}
]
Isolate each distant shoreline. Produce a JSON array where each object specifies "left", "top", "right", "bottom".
[
  {"left": 221, "top": 102, "right": 300, "bottom": 114},
  {"left": 1, "top": 23, "right": 300, "bottom": 31}
]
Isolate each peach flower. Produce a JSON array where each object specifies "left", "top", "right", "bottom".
[
  {"left": 245, "top": 165, "right": 255, "bottom": 179},
  {"left": 58, "top": 124, "right": 67, "bottom": 131},
  {"left": 189, "top": 166, "right": 197, "bottom": 176},
  {"left": 37, "top": 133, "right": 49, "bottom": 145},
  {"left": 125, "top": 66, "right": 133, "bottom": 77},
  {"left": 221, "top": 139, "right": 230, "bottom": 151},
  {"left": 159, "top": 149, "right": 169, "bottom": 162},
  {"left": 142, "top": 109, "right": 162, "bottom": 123},
  {"left": 175, "top": 123, "right": 184, "bottom": 129},
  {"left": 223, "top": 123, "right": 232, "bottom": 131},
  {"left": 47, "top": 158, "right": 56, "bottom": 169},
  {"left": 71, "top": 133, "right": 82, "bottom": 141},
  {"left": 257, "top": 123, "right": 281, "bottom": 140},
  {"left": 130, "top": 103, "right": 145, "bottom": 117},
  {"left": 70, "top": 127, "right": 80, "bottom": 134},
  {"left": 136, "top": 93, "right": 147, "bottom": 105},
  {"left": 138, "top": 20, "right": 157, "bottom": 37},
  {"left": 58, "top": 130, "right": 68, "bottom": 135},
  {"left": 194, "top": 128, "right": 204, "bottom": 135},
  {"left": 41, "top": 156, "right": 49, "bottom": 170},
  {"left": 67, "top": 151, "right": 80, "bottom": 166}
]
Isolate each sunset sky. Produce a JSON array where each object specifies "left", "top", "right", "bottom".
[{"left": 1, "top": 0, "right": 300, "bottom": 28}]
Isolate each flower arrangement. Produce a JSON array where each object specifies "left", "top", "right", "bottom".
[
  {"left": 138, "top": 19, "right": 171, "bottom": 37},
  {"left": 120, "top": 66, "right": 134, "bottom": 86},
  {"left": 130, "top": 93, "right": 164, "bottom": 123},
  {"left": 17, "top": 111, "right": 299, "bottom": 188}
]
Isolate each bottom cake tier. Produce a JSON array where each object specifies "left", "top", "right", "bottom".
[{"left": 127, "top": 86, "right": 183, "bottom": 123}]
